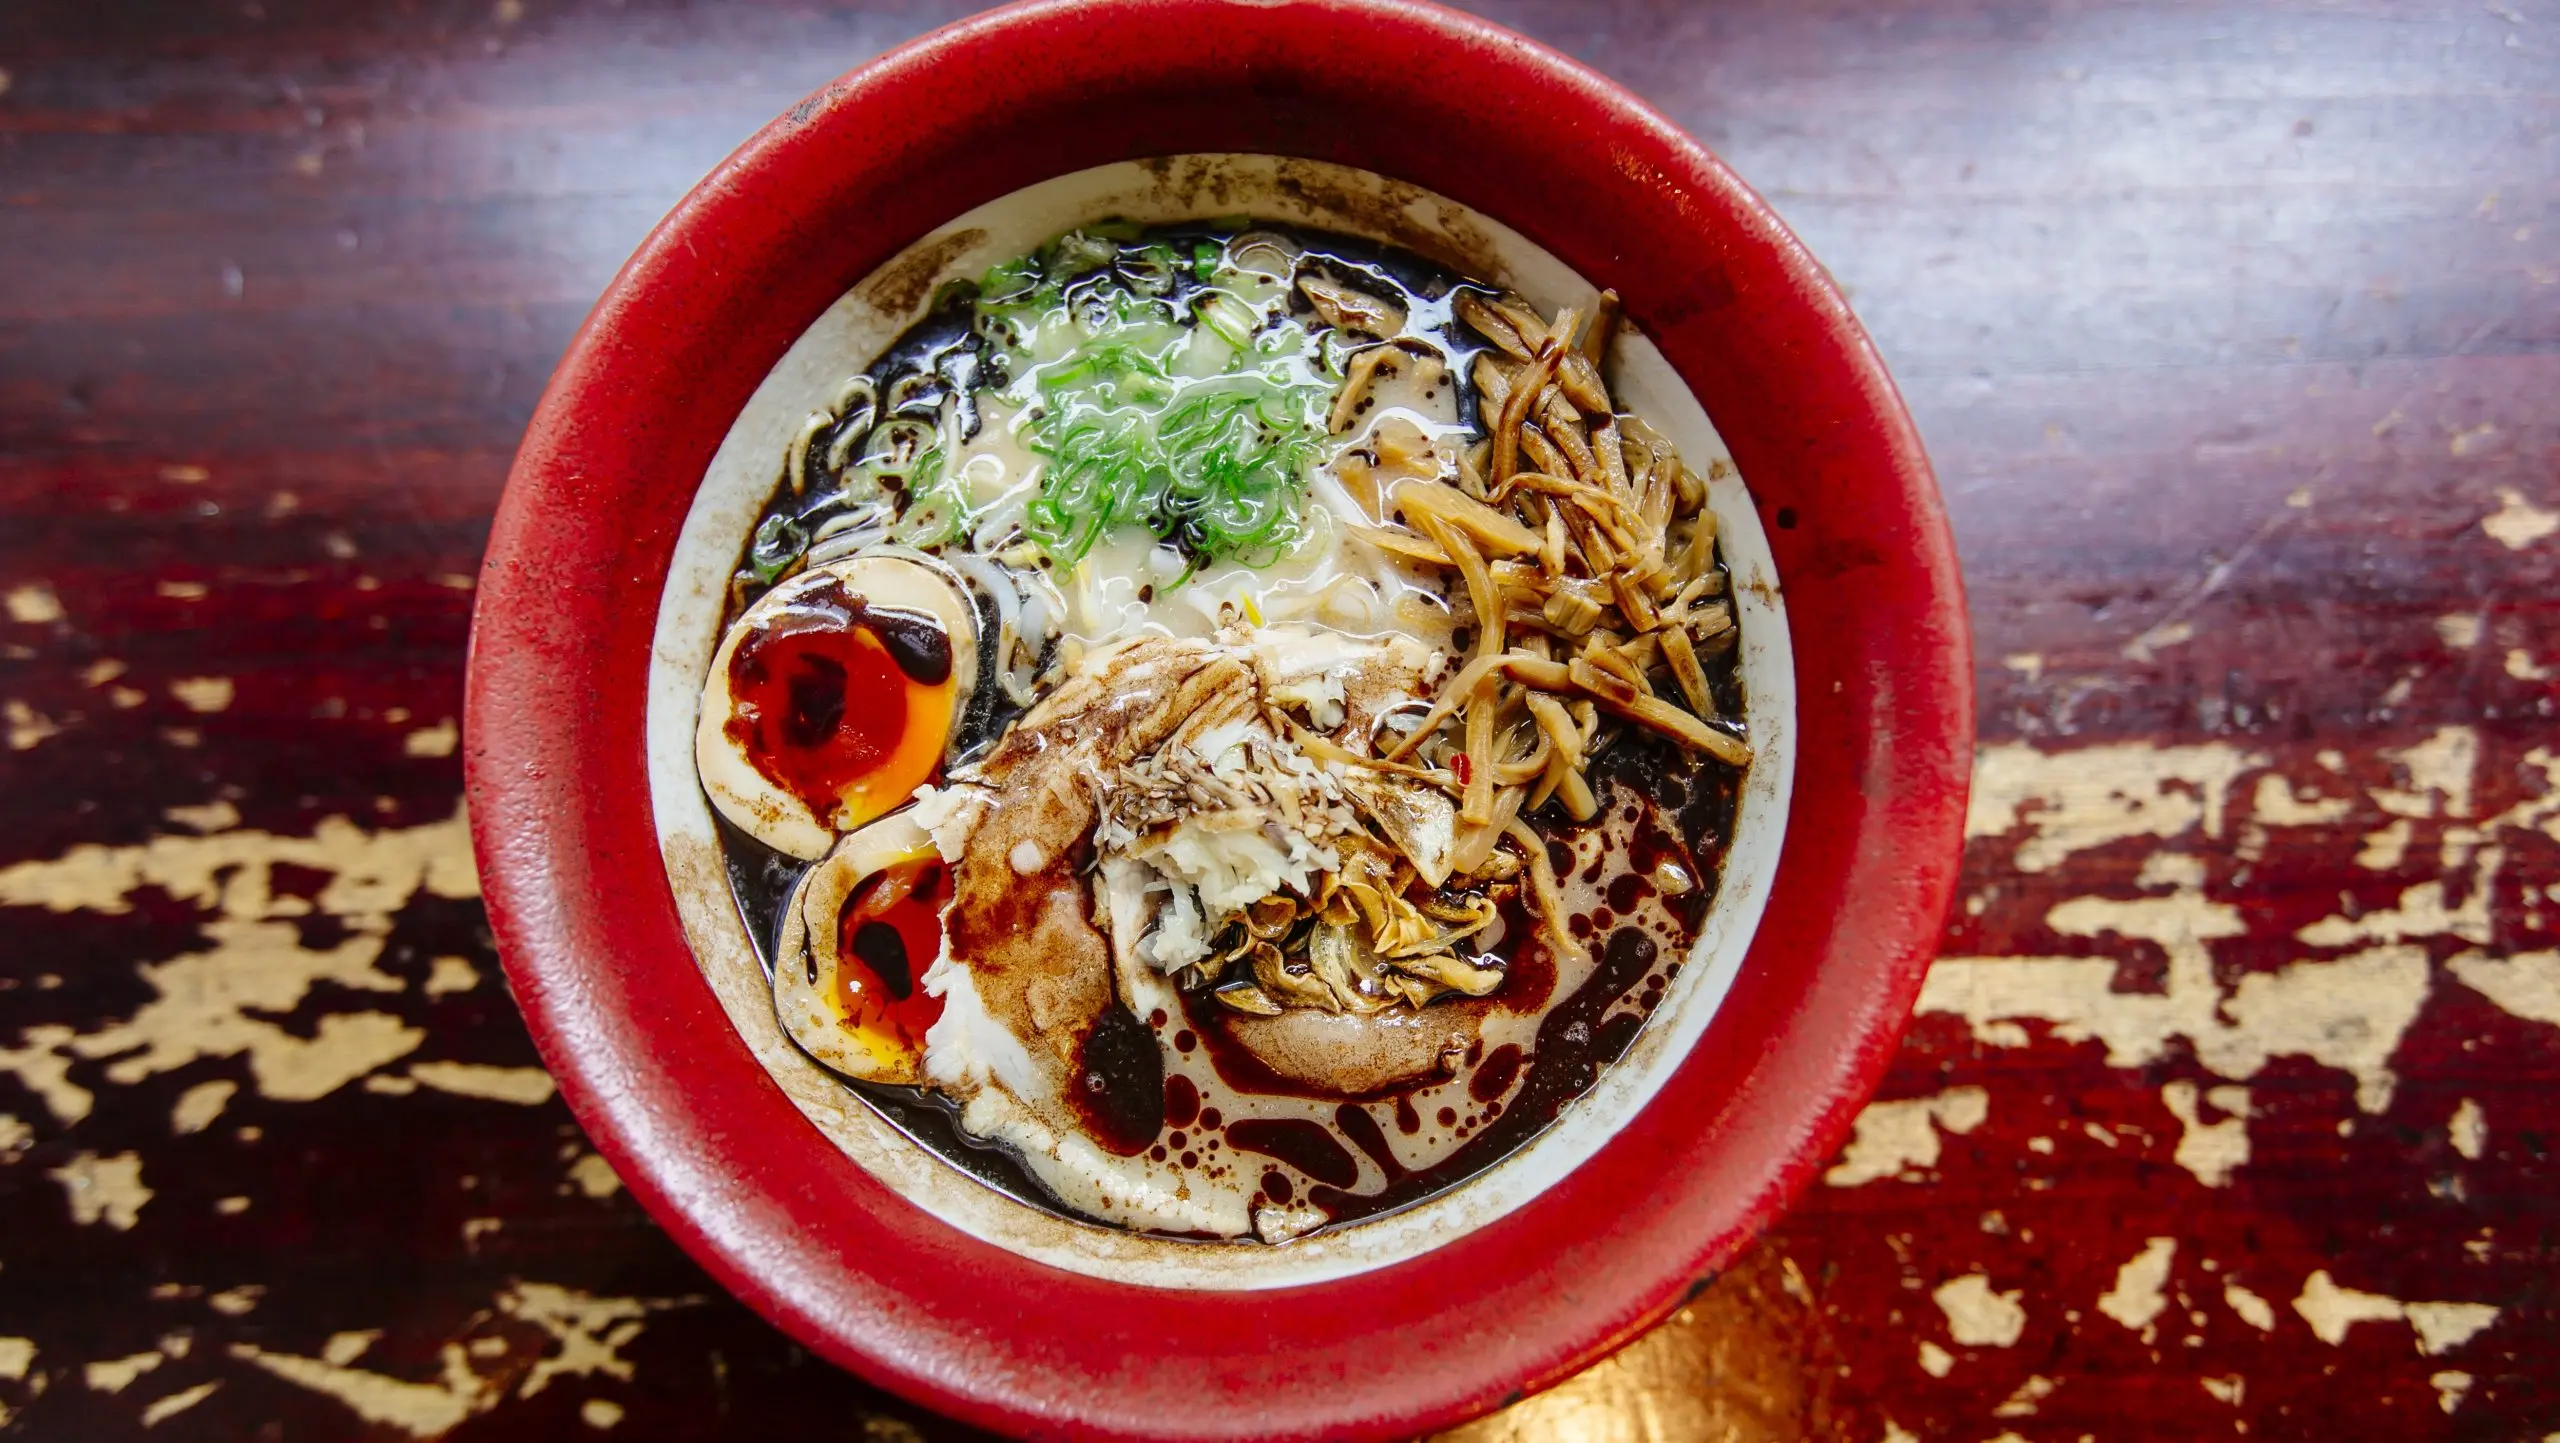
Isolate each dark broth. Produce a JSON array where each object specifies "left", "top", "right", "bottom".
[{"left": 711, "top": 221, "right": 1746, "bottom": 1240}]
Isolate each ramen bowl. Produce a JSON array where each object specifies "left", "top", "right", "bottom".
[{"left": 464, "top": 1, "right": 1969, "bottom": 1437}]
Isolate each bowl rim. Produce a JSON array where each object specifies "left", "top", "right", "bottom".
[{"left": 463, "top": 2, "right": 1972, "bottom": 1438}]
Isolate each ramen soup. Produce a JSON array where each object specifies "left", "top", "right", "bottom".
[{"left": 694, "top": 222, "right": 1750, "bottom": 1242}]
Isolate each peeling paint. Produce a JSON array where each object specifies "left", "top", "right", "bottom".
[
  {"left": 169, "top": 677, "right": 235, "bottom": 714},
  {"left": 1923, "top": 863, "right": 2429, "bottom": 1112},
  {"left": 1991, "top": 1374, "right": 2056, "bottom": 1418},
  {"left": 1825, "top": 1087, "right": 1987, "bottom": 1187},
  {"left": 2355, "top": 818, "right": 2412, "bottom": 870},
  {"left": 4, "top": 585, "right": 63, "bottom": 625},
  {"left": 232, "top": 1282, "right": 695, "bottom": 1438},
  {"left": 84, "top": 1350, "right": 164, "bottom": 1394},
  {"left": 171, "top": 1080, "right": 237, "bottom": 1135},
  {"left": 2407, "top": 1301, "right": 2500, "bottom": 1356},
  {"left": 2097, "top": 1237, "right": 2176, "bottom": 1335},
  {"left": 0, "top": 814, "right": 476, "bottom": 1125},
  {"left": 423, "top": 956, "right": 482, "bottom": 997},
  {"left": 2433, "top": 614, "right": 2482, "bottom": 649},
  {"left": 2449, "top": 949, "right": 2560, "bottom": 1026},
  {"left": 6, "top": 700, "right": 61, "bottom": 751},
  {"left": 406, "top": 1062, "right": 556, "bottom": 1106},
  {"left": 2161, "top": 1081, "right": 2250, "bottom": 1187},
  {"left": 2372, "top": 727, "right": 2477, "bottom": 820},
  {"left": 233, "top": 1342, "right": 488, "bottom": 1437},
  {"left": 566, "top": 1152, "right": 622, "bottom": 1200},
  {"left": 50, "top": 1150, "right": 150, "bottom": 1230},
  {"left": 404, "top": 720, "right": 459, "bottom": 758},
  {"left": 2481, "top": 486, "right": 2558, "bottom": 549},
  {"left": 140, "top": 1380, "right": 220, "bottom": 1426},
  {"left": 2294, "top": 1269, "right": 2404, "bottom": 1344},
  {"left": 1933, "top": 1274, "right": 2026, "bottom": 1347},
  {"left": 2250, "top": 774, "right": 2353, "bottom": 827},
  {"left": 1967, "top": 742, "right": 2259, "bottom": 872},
  {"left": 2448, "top": 1098, "right": 2486, "bottom": 1160}
]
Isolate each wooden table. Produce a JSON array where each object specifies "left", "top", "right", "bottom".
[{"left": 3, "top": 1, "right": 2553, "bottom": 1436}]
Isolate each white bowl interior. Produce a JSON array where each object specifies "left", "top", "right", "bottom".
[{"left": 644, "top": 155, "right": 1795, "bottom": 1289}]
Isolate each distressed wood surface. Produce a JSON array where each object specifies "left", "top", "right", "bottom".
[{"left": 2, "top": 1, "right": 2555, "bottom": 1437}]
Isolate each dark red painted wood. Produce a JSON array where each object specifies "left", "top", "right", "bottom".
[{"left": 1, "top": 0, "right": 2553, "bottom": 1439}]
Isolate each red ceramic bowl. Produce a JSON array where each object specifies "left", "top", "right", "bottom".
[{"left": 465, "top": 1, "right": 1969, "bottom": 1437}]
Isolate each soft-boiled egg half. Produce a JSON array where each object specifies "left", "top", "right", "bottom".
[
  {"left": 696, "top": 554, "right": 978, "bottom": 860},
  {"left": 775, "top": 809, "right": 949, "bottom": 1084}
]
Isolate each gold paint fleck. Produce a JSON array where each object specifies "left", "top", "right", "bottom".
[
  {"left": 85, "top": 1350, "right": 165, "bottom": 1393},
  {"left": 0, "top": 1338, "right": 33, "bottom": 1381},
  {"left": 2432, "top": 1370, "right": 2472, "bottom": 1414},
  {"left": 233, "top": 1342, "right": 488, "bottom": 1437},
  {"left": 2408, "top": 1300, "right": 2500, "bottom": 1356},
  {"left": 403, "top": 720, "right": 459, "bottom": 758},
  {"left": 0, "top": 813, "right": 477, "bottom": 1124},
  {"left": 156, "top": 580, "right": 209, "bottom": 601},
  {"left": 111, "top": 686, "right": 146, "bottom": 709},
  {"left": 2483, "top": 487, "right": 2559, "bottom": 549},
  {"left": 215, "top": 1196, "right": 250, "bottom": 1215},
  {"left": 435, "top": 573, "right": 477, "bottom": 590},
  {"left": 1915, "top": 1340, "right": 1953, "bottom": 1378},
  {"left": 160, "top": 464, "right": 211, "bottom": 485},
  {"left": 163, "top": 800, "right": 241, "bottom": 834},
  {"left": 208, "top": 1284, "right": 263, "bottom": 1317},
  {"left": 2202, "top": 1375, "right": 2244, "bottom": 1406},
  {"left": 2161, "top": 1081, "right": 2250, "bottom": 1188},
  {"left": 2294, "top": 1269, "right": 2405, "bottom": 1344},
  {"left": 170, "top": 677, "right": 235, "bottom": 714},
  {"left": 322, "top": 1332, "right": 380, "bottom": 1366},
  {"left": 2121, "top": 617, "right": 2193, "bottom": 663},
  {"left": 82, "top": 658, "right": 126, "bottom": 687},
  {"left": 141, "top": 1380, "right": 221, "bottom": 1426},
  {"left": 2450, "top": 949, "right": 2560, "bottom": 1026},
  {"left": 1992, "top": 1374, "right": 2057, "bottom": 1418},
  {"left": 423, "top": 956, "right": 481, "bottom": 997},
  {"left": 171, "top": 1079, "right": 238, "bottom": 1135},
  {"left": 463, "top": 1217, "right": 504, "bottom": 1249},
  {"left": 363, "top": 1074, "right": 419, "bottom": 1095},
  {"left": 1824, "top": 1086, "right": 1986, "bottom": 1187},
  {"left": 2449, "top": 1098, "right": 2487, "bottom": 1160},
  {"left": 581, "top": 1398, "right": 625, "bottom": 1429},
  {"left": 1933, "top": 1274, "right": 2027, "bottom": 1347},
  {"left": 406, "top": 1062, "right": 555, "bottom": 1106},
  {"left": 4, "top": 584, "right": 62, "bottom": 625},
  {"left": 5, "top": 700, "right": 60, "bottom": 751},
  {"left": 161, "top": 727, "right": 202, "bottom": 749},
  {"left": 49, "top": 1150, "right": 151, "bottom": 1230},
  {"left": 2434, "top": 614, "right": 2483, "bottom": 649},
  {"left": 2096, "top": 1237, "right": 2176, "bottom": 1336},
  {"left": 565, "top": 1152, "right": 622, "bottom": 1200}
]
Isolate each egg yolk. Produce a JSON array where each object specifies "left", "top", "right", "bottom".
[
  {"left": 831, "top": 857, "right": 951, "bottom": 1059},
  {"left": 724, "top": 577, "right": 955, "bottom": 832}
]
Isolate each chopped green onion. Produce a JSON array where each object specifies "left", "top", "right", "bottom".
[{"left": 968, "top": 227, "right": 1330, "bottom": 573}]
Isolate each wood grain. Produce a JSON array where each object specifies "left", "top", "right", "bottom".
[{"left": 1, "top": 0, "right": 2554, "bottom": 1436}]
